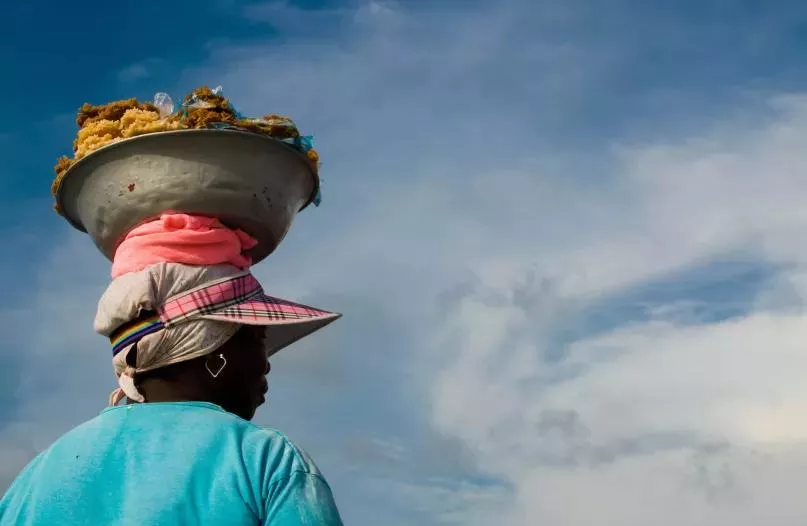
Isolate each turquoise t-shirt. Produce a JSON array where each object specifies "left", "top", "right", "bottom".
[{"left": 0, "top": 402, "right": 343, "bottom": 525}]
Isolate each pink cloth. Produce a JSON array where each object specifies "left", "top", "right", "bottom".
[{"left": 111, "top": 214, "right": 258, "bottom": 278}]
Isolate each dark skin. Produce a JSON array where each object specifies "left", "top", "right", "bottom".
[{"left": 133, "top": 325, "right": 271, "bottom": 421}]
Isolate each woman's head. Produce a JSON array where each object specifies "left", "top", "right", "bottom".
[
  {"left": 96, "top": 261, "right": 338, "bottom": 410},
  {"left": 134, "top": 325, "right": 271, "bottom": 420}
]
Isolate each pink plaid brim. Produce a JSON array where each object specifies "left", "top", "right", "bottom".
[
  {"left": 201, "top": 294, "right": 341, "bottom": 356},
  {"left": 110, "top": 271, "right": 340, "bottom": 357},
  {"left": 202, "top": 295, "right": 339, "bottom": 324}
]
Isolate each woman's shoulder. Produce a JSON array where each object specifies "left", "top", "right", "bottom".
[{"left": 239, "top": 423, "right": 323, "bottom": 477}]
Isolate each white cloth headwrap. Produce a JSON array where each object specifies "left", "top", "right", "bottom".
[{"left": 94, "top": 262, "right": 242, "bottom": 405}]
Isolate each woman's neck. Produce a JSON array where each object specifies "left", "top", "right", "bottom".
[{"left": 135, "top": 377, "right": 213, "bottom": 404}]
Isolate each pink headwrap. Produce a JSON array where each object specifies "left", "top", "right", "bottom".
[{"left": 111, "top": 214, "right": 258, "bottom": 278}]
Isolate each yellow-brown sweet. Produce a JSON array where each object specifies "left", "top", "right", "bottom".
[{"left": 51, "top": 86, "right": 321, "bottom": 211}]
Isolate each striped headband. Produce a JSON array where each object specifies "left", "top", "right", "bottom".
[{"left": 109, "top": 271, "right": 263, "bottom": 356}]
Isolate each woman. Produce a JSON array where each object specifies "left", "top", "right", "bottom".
[{"left": 0, "top": 260, "right": 344, "bottom": 525}]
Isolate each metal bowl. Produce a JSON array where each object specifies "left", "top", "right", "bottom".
[{"left": 55, "top": 129, "right": 319, "bottom": 265}]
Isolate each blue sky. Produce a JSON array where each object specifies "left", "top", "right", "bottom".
[{"left": 4, "top": 1, "right": 807, "bottom": 524}]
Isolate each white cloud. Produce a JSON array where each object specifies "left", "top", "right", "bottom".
[
  {"left": 422, "top": 97, "right": 807, "bottom": 524},
  {"left": 185, "top": 5, "right": 807, "bottom": 520},
  {"left": 118, "top": 63, "right": 151, "bottom": 83}
]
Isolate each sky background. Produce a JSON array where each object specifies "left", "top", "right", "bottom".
[{"left": 3, "top": 0, "right": 807, "bottom": 524}]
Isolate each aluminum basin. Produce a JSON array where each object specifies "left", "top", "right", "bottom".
[{"left": 55, "top": 129, "right": 319, "bottom": 264}]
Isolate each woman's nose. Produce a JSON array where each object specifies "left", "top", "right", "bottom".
[{"left": 265, "top": 361, "right": 271, "bottom": 375}]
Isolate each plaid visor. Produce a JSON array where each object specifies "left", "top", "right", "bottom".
[{"left": 109, "top": 271, "right": 340, "bottom": 357}]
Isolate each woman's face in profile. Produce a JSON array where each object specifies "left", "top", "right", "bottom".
[{"left": 215, "top": 325, "right": 270, "bottom": 420}]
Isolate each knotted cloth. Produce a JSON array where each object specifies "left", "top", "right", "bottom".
[{"left": 96, "top": 262, "right": 244, "bottom": 405}]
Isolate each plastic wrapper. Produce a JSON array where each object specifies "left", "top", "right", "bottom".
[{"left": 153, "top": 92, "right": 174, "bottom": 118}]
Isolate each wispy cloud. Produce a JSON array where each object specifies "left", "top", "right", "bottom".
[
  {"left": 191, "top": 3, "right": 807, "bottom": 523},
  {"left": 117, "top": 58, "right": 166, "bottom": 83}
]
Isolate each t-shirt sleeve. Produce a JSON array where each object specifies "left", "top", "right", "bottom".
[{"left": 264, "top": 470, "right": 344, "bottom": 525}]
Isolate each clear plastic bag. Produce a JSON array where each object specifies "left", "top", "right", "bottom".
[{"left": 153, "top": 92, "right": 175, "bottom": 117}]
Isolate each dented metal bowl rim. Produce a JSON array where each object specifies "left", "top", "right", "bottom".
[{"left": 54, "top": 128, "right": 321, "bottom": 234}]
